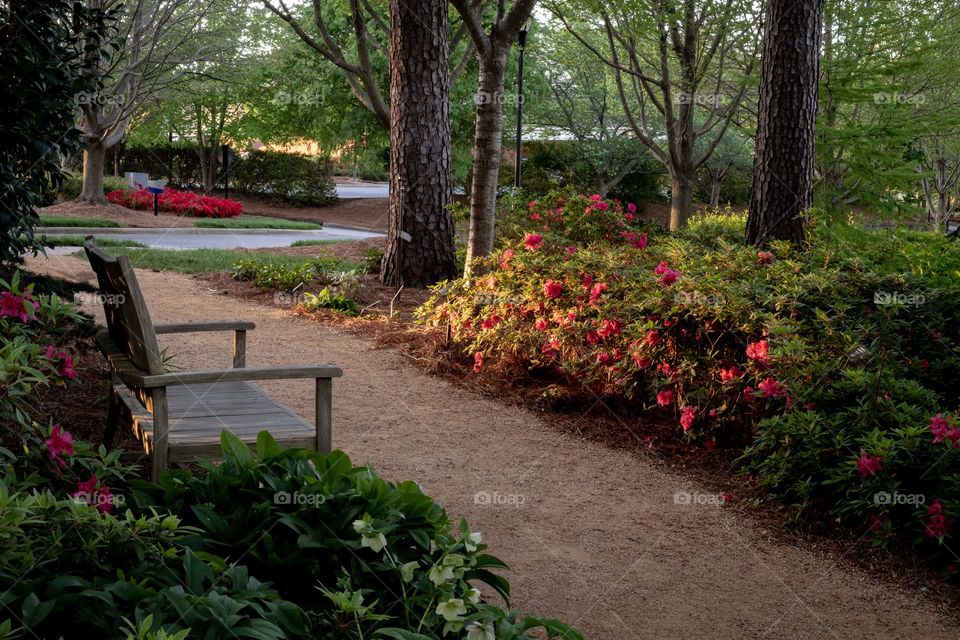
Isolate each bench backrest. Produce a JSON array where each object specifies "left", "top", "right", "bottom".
[{"left": 83, "top": 238, "right": 164, "bottom": 375}]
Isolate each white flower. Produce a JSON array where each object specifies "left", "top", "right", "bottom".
[
  {"left": 400, "top": 561, "right": 419, "bottom": 583},
  {"left": 436, "top": 598, "right": 467, "bottom": 621},
  {"left": 352, "top": 519, "right": 369, "bottom": 534},
  {"left": 464, "top": 531, "right": 482, "bottom": 552},
  {"left": 465, "top": 587, "right": 481, "bottom": 604},
  {"left": 360, "top": 532, "right": 387, "bottom": 553},
  {"left": 466, "top": 621, "right": 495, "bottom": 640},
  {"left": 429, "top": 563, "right": 455, "bottom": 586}
]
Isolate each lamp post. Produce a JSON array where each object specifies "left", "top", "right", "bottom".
[{"left": 513, "top": 25, "right": 528, "bottom": 191}]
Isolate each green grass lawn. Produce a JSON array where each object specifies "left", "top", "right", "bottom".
[
  {"left": 70, "top": 247, "right": 356, "bottom": 274},
  {"left": 45, "top": 235, "right": 146, "bottom": 248},
  {"left": 195, "top": 216, "right": 323, "bottom": 230},
  {"left": 39, "top": 215, "right": 119, "bottom": 228},
  {"left": 289, "top": 239, "right": 342, "bottom": 247}
]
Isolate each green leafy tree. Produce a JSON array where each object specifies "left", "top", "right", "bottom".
[{"left": 0, "top": 0, "right": 117, "bottom": 262}]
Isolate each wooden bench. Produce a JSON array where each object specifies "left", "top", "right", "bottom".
[{"left": 83, "top": 237, "right": 343, "bottom": 480}]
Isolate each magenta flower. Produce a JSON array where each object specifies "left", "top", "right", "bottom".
[
  {"left": 680, "top": 406, "right": 696, "bottom": 431},
  {"left": 856, "top": 452, "right": 883, "bottom": 478},
  {"left": 746, "top": 340, "right": 770, "bottom": 364},
  {"left": 45, "top": 425, "right": 74, "bottom": 465},
  {"left": 656, "top": 389, "right": 675, "bottom": 407},
  {"left": 523, "top": 233, "right": 543, "bottom": 251},
  {"left": 543, "top": 280, "right": 563, "bottom": 299},
  {"left": 757, "top": 376, "right": 786, "bottom": 398}
]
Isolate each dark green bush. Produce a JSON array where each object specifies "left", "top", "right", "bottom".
[
  {"left": 56, "top": 173, "right": 129, "bottom": 201},
  {"left": 231, "top": 151, "right": 337, "bottom": 206}
]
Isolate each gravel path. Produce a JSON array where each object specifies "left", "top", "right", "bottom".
[{"left": 27, "top": 254, "right": 960, "bottom": 640}]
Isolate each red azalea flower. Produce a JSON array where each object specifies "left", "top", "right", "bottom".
[
  {"left": 719, "top": 365, "right": 743, "bottom": 382},
  {"left": 656, "top": 389, "right": 675, "bottom": 407},
  {"left": 534, "top": 318, "right": 548, "bottom": 331},
  {"left": 632, "top": 353, "right": 651, "bottom": 369},
  {"left": 596, "top": 351, "right": 613, "bottom": 365},
  {"left": 585, "top": 330, "right": 600, "bottom": 345},
  {"left": 757, "top": 376, "right": 786, "bottom": 398},
  {"left": 523, "top": 233, "right": 543, "bottom": 251},
  {"left": 473, "top": 352, "right": 484, "bottom": 373},
  {"left": 530, "top": 213, "right": 540, "bottom": 220},
  {"left": 589, "top": 282, "right": 607, "bottom": 304},
  {"left": 543, "top": 280, "right": 563, "bottom": 299},
  {"left": 856, "top": 452, "right": 883, "bottom": 478},
  {"left": 541, "top": 338, "right": 560, "bottom": 357},
  {"left": 480, "top": 313, "right": 500, "bottom": 330},
  {"left": 720, "top": 490, "right": 734, "bottom": 504},
  {"left": 566, "top": 246, "right": 577, "bottom": 255},
  {"left": 679, "top": 405, "right": 696, "bottom": 431},
  {"left": 746, "top": 340, "right": 769, "bottom": 364},
  {"left": 757, "top": 251, "right": 774, "bottom": 265},
  {"left": 597, "top": 319, "right": 622, "bottom": 339},
  {"left": 645, "top": 330, "right": 661, "bottom": 347}
]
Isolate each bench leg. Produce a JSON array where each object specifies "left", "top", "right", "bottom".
[
  {"left": 315, "top": 378, "right": 332, "bottom": 454},
  {"left": 151, "top": 388, "right": 169, "bottom": 482},
  {"left": 104, "top": 385, "right": 121, "bottom": 449}
]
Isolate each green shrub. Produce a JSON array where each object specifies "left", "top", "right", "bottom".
[
  {"left": 232, "top": 257, "right": 346, "bottom": 292},
  {"left": 119, "top": 144, "right": 201, "bottom": 189},
  {"left": 56, "top": 173, "right": 129, "bottom": 201},
  {"left": 418, "top": 191, "right": 960, "bottom": 559},
  {"left": 362, "top": 247, "right": 384, "bottom": 274},
  {"left": 231, "top": 151, "right": 337, "bottom": 206},
  {"left": 300, "top": 288, "right": 360, "bottom": 315}
]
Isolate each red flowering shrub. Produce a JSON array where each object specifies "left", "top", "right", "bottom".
[
  {"left": 108, "top": 187, "right": 243, "bottom": 218},
  {"left": 419, "top": 190, "right": 960, "bottom": 564}
]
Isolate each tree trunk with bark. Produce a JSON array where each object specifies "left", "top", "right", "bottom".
[
  {"left": 746, "top": 0, "right": 824, "bottom": 246},
  {"left": 380, "top": 0, "right": 456, "bottom": 288},
  {"left": 80, "top": 140, "right": 107, "bottom": 202},
  {"left": 464, "top": 49, "right": 509, "bottom": 273}
]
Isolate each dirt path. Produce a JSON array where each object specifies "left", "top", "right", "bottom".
[{"left": 27, "top": 254, "right": 959, "bottom": 640}]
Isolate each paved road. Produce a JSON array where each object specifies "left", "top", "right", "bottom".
[
  {"left": 335, "top": 182, "right": 388, "bottom": 199},
  {"left": 50, "top": 226, "right": 383, "bottom": 252}
]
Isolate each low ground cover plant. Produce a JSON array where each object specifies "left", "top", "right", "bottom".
[
  {"left": 108, "top": 187, "right": 243, "bottom": 218},
  {"left": 0, "top": 273, "right": 581, "bottom": 639},
  {"left": 418, "top": 190, "right": 960, "bottom": 565}
]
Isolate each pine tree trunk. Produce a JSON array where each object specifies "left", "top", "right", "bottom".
[
  {"left": 380, "top": 0, "right": 456, "bottom": 288},
  {"left": 464, "top": 50, "right": 509, "bottom": 275},
  {"left": 746, "top": 0, "right": 824, "bottom": 246},
  {"left": 79, "top": 141, "right": 107, "bottom": 203}
]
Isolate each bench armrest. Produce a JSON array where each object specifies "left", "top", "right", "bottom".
[
  {"left": 154, "top": 321, "right": 256, "bottom": 334},
  {"left": 135, "top": 365, "right": 343, "bottom": 388},
  {"left": 154, "top": 321, "right": 255, "bottom": 367}
]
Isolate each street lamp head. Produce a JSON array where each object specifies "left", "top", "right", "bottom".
[{"left": 517, "top": 26, "right": 528, "bottom": 48}]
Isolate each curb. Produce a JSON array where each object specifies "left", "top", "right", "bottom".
[{"left": 41, "top": 225, "right": 385, "bottom": 237}]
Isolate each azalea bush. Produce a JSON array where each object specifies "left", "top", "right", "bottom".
[
  {"left": 418, "top": 190, "right": 960, "bottom": 560},
  {"left": 108, "top": 187, "right": 243, "bottom": 218}
]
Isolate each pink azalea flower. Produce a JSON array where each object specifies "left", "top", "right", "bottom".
[
  {"left": 627, "top": 202, "right": 637, "bottom": 213},
  {"left": 541, "top": 338, "right": 560, "bottom": 357},
  {"left": 0, "top": 291, "right": 33, "bottom": 322},
  {"left": 595, "top": 201, "right": 610, "bottom": 211},
  {"left": 566, "top": 246, "right": 577, "bottom": 255},
  {"left": 746, "top": 340, "right": 770, "bottom": 364},
  {"left": 589, "top": 194, "right": 602, "bottom": 202},
  {"left": 534, "top": 318, "right": 548, "bottom": 331},
  {"left": 45, "top": 425, "right": 74, "bottom": 465},
  {"left": 59, "top": 354, "right": 77, "bottom": 379},
  {"left": 656, "top": 389, "right": 675, "bottom": 407},
  {"left": 585, "top": 330, "right": 600, "bottom": 345},
  {"left": 523, "top": 233, "right": 543, "bottom": 251},
  {"left": 473, "top": 352, "right": 484, "bottom": 373},
  {"left": 680, "top": 406, "right": 696, "bottom": 431},
  {"left": 596, "top": 351, "right": 613, "bottom": 365},
  {"left": 925, "top": 499, "right": 950, "bottom": 540},
  {"left": 719, "top": 365, "right": 743, "bottom": 382},
  {"left": 757, "top": 376, "right": 786, "bottom": 398},
  {"left": 543, "top": 280, "right": 563, "bottom": 299},
  {"left": 757, "top": 251, "right": 774, "bottom": 265},
  {"left": 856, "top": 452, "right": 883, "bottom": 478},
  {"left": 73, "top": 475, "right": 98, "bottom": 498},
  {"left": 633, "top": 233, "right": 648, "bottom": 250},
  {"left": 632, "top": 353, "right": 651, "bottom": 369},
  {"left": 589, "top": 282, "right": 607, "bottom": 304},
  {"left": 597, "top": 319, "right": 622, "bottom": 339},
  {"left": 96, "top": 483, "right": 115, "bottom": 514},
  {"left": 645, "top": 330, "right": 661, "bottom": 347},
  {"left": 530, "top": 213, "right": 540, "bottom": 220}
]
